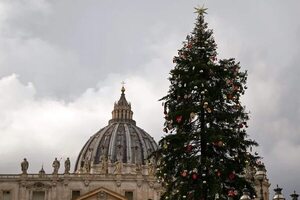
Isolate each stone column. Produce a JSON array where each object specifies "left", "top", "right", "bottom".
[
  {"left": 136, "top": 174, "right": 144, "bottom": 200},
  {"left": 29, "top": 190, "right": 33, "bottom": 200},
  {"left": 19, "top": 187, "right": 24, "bottom": 200},
  {"left": 51, "top": 181, "right": 57, "bottom": 200}
]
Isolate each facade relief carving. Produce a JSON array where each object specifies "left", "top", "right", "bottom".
[
  {"left": 97, "top": 191, "right": 107, "bottom": 200},
  {"left": 113, "top": 160, "right": 122, "bottom": 175},
  {"left": 84, "top": 157, "right": 91, "bottom": 173},
  {"left": 100, "top": 157, "right": 108, "bottom": 174},
  {"left": 147, "top": 160, "right": 155, "bottom": 176},
  {"left": 25, "top": 182, "right": 51, "bottom": 190}
]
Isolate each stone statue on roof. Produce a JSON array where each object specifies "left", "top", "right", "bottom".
[
  {"left": 52, "top": 157, "right": 60, "bottom": 174},
  {"left": 21, "top": 158, "right": 29, "bottom": 174}
]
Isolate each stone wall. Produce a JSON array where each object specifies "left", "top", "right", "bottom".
[{"left": 0, "top": 173, "right": 161, "bottom": 200}]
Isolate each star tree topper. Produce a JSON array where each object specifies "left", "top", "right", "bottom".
[{"left": 194, "top": 5, "right": 208, "bottom": 15}]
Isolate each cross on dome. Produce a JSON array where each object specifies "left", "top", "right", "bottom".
[{"left": 121, "top": 81, "right": 126, "bottom": 94}]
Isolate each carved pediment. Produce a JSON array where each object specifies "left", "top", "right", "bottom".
[
  {"left": 25, "top": 182, "right": 51, "bottom": 189},
  {"left": 76, "top": 187, "right": 126, "bottom": 200}
]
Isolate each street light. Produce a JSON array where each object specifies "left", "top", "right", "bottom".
[
  {"left": 255, "top": 163, "right": 266, "bottom": 200},
  {"left": 240, "top": 187, "right": 251, "bottom": 200},
  {"left": 273, "top": 185, "right": 285, "bottom": 200},
  {"left": 290, "top": 191, "right": 299, "bottom": 200}
]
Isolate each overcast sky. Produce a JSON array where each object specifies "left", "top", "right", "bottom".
[{"left": 0, "top": 0, "right": 299, "bottom": 198}]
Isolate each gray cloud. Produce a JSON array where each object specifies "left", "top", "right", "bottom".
[{"left": 0, "top": 0, "right": 300, "bottom": 198}]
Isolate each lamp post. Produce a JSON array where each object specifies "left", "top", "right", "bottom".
[
  {"left": 255, "top": 163, "right": 266, "bottom": 200},
  {"left": 240, "top": 187, "right": 251, "bottom": 200},
  {"left": 290, "top": 191, "right": 299, "bottom": 200},
  {"left": 273, "top": 185, "right": 285, "bottom": 200}
]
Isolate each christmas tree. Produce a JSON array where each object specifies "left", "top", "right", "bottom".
[{"left": 155, "top": 7, "right": 259, "bottom": 200}]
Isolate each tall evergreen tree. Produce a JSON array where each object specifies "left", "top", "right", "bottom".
[{"left": 155, "top": 7, "right": 259, "bottom": 200}]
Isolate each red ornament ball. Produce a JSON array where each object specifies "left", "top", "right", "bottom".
[
  {"left": 227, "top": 94, "right": 233, "bottom": 100},
  {"left": 181, "top": 170, "right": 188, "bottom": 177},
  {"left": 228, "top": 190, "right": 235, "bottom": 197},
  {"left": 191, "top": 173, "right": 198, "bottom": 180},
  {"left": 176, "top": 115, "right": 183, "bottom": 123},
  {"left": 228, "top": 172, "right": 235, "bottom": 180},
  {"left": 186, "top": 144, "right": 193, "bottom": 152}
]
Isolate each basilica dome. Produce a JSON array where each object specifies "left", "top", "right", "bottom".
[{"left": 74, "top": 86, "right": 158, "bottom": 173}]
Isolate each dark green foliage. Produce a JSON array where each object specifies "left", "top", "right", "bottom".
[{"left": 154, "top": 8, "right": 259, "bottom": 200}]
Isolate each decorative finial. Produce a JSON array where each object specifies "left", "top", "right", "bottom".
[
  {"left": 291, "top": 191, "right": 299, "bottom": 200},
  {"left": 39, "top": 164, "right": 45, "bottom": 175},
  {"left": 194, "top": 5, "right": 208, "bottom": 15},
  {"left": 121, "top": 81, "right": 126, "bottom": 94},
  {"left": 273, "top": 185, "right": 285, "bottom": 200}
]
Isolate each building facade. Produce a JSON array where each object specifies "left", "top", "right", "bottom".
[
  {"left": 0, "top": 87, "right": 270, "bottom": 200},
  {"left": 0, "top": 87, "right": 161, "bottom": 200}
]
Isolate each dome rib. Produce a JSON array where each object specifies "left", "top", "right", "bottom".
[
  {"left": 93, "top": 125, "right": 110, "bottom": 164},
  {"left": 108, "top": 123, "right": 119, "bottom": 161},
  {"left": 75, "top": 138, "right": 90, "bottom": 172},
  {"left": 124, "top": 123, "right": 132, "bottom": 163},
  {"left": 133, "top": 126, "right": 147, "bottom": 163}
]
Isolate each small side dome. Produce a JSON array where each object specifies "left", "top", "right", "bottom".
[{"left": 74, "top": 87, "right": 158, "bottom": 174}]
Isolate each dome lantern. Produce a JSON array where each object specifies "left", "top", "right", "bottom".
[{"left": 109, "top": 86, "right": 135, "bottom": 125}]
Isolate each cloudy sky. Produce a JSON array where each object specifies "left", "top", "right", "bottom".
[{"left": 0, "top": 0, "right": 299, "bottom": 197}]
